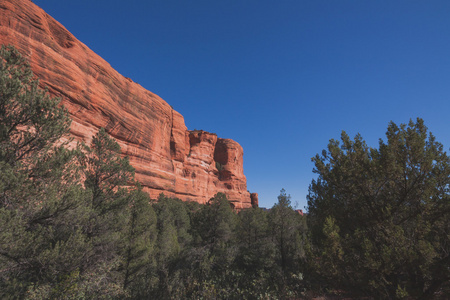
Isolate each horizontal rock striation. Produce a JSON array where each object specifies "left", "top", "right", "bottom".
[{"left": 0, "top": 0, "right": 252, "bottom": 208}]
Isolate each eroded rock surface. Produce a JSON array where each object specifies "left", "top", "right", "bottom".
[
  {"left": 0, "top": 0, "right": 253, "bottom": 208},
  {"left": 250, "top": 193, "right": 259, "bottom": 208}
]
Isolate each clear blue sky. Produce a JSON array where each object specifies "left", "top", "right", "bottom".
[{"left": 34, "top": 0, "right": 450, "bottom": 210}]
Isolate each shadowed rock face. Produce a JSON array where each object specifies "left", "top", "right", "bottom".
[
  {"left": 250, "top": 193, "right": 259, "bottom": 208},
  {"left": 0, "top": 0, "right": 252, "bottom": 209}
]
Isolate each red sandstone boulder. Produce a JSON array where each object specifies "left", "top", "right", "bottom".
[{"left": 0, "top": 0, "right": 252, "bottom": 209}]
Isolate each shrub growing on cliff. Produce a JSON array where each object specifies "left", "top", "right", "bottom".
[
  {"left": 307, "top": 118, "right": 450, "bottom": 299},
  {"left": 215, "top": 161, "right": 224, "bottom": 172}
]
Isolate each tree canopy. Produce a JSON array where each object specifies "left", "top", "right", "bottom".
[
  {"left": 307, "top": 118, "right": 450, "bottom": 299},
  {"left": 2, "top": 44, "right": 448, "bottom": 299}
]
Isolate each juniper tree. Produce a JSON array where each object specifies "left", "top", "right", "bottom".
[{"left": 307, "top": 118, "right": 450, "bottom": 299}]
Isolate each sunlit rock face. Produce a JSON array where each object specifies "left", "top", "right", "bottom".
[{"left": 0, "top": 0, "right": 253, "bottom": 209}]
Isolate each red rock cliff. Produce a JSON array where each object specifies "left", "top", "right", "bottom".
[{"left": 0, "top": 0, "right": 252, "bottom": 209}]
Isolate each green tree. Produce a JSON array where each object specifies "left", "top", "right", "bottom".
[
  {"left": 121, "top": 187, "right": 157, "bottom": 298},
  {"left": 0, "top": 44, "right": 93, "bottom": 298},
  {"left": 188, "top": 193, "right": 240, "bottom": 298},
  {"left": 307, "top": 118, "right": 450, "bottom": 299},
  {"left": 268, "top": 189, "right": 308, "bottom": 297},
  {"left": 193, "top": 193, "right": 238, "bottom": 269},
  {"left": 234, "top": 207, "right": 277, "bottom": 298},
  {"left": 82, "top": 127, "right": 134, "bottom": 212},
  {"left": 270, "top": 189, "right": 294, "bottom": 272},
  {"left": 152, "top": 194, "right": 193, "bottom": 299},
  {"left": 0, "top": 45, "right": 71, "bottom": 169},
  {"left": 79, "top": 127, "right": 137, "bottom": 297},
  {"left": 237, "top": 206, "right": 274, "bottom": 275}
]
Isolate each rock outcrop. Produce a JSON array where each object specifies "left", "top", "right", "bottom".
[
  {"left": 250, "top": 193, "right": 259, "bottom": 208},
  {"left": 0, "top": 0, "right": 253, "bottom": 208}
]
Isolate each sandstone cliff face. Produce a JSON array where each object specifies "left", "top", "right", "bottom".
[{"left": 0, "top": 0, "right": 252, "bottom": 208}]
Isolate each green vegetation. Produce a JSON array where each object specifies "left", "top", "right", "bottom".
[
  {"left": 1, "top": 45, "right": 448, "bottom": 299},
  {"left": 215, "top": 161, "right": 224, "bottom": 172},
  {"left": 307, "top": 118, "right": 450, "bottom": 299}
]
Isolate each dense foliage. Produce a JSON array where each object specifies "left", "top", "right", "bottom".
[
  {"left": 0, "top": 45, "right": 309, "bottom": 299},
  {"left": 1, "top": 45, "right": 448, "bottom": 299},
  {"left": 307, "top": 119, "right": 450, "bottom": 299}
]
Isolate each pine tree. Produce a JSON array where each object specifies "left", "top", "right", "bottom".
[
  {"left": 152, "top": 194, "right": 193, "bottom": 298},
  {"left": 0, "top": 45, "right": 143, "bottom": 298},
  {"left": 307, "top": 118, "right": 450, "bottom": 299},
  {"left": 82, "top": 127, "right": 134, "bottom": 212},
  {"left": 121, "top": 187, "right": 157, "bottom": 298},
  {"left": 79, "top": 127, "right": 137, "bottom": 297},
  {"left": 268, "top": 189, "right": 307, "bottom": 296},
  {"left": 0, "top": 45, "right": 71, "bottom": 169},
  {"left": 235, "top": 207, "right": 277, "bottom": 297},
  {"left": 0, "top": 45, "right": 92, "bottom": 298},
  {"left": 188, "top": 193, "right": 240, "bottom": 297}
]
